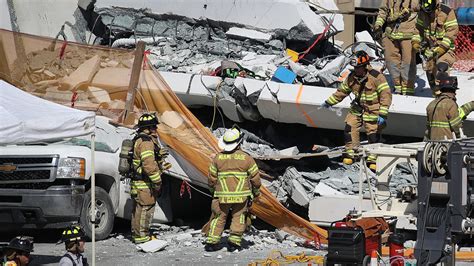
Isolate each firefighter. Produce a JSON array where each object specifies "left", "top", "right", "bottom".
[
  {"left": 412, "top": 0, "right": 458, "bottom": 93},
  {"left": 2, "top": 236, "right": 33, "bottom": 266},
  {"left": 374, "top": 0, "right": 418, "bottom": 95},
  {"left": 323, "top": 51, "right": 392, "bottom": 170},
  {"left": 131, "top": 113, "right": 170, "bottom": 244},
  {"left": 58, "top": 225, "right": 89, "bottom": 266},
  {"left": 425, "top": 73, "right": 462, "bottom": 140},
  {"left": 205, "top": 125, "right": 261, "bottom": 252}
]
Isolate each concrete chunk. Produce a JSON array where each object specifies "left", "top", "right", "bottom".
[
  {"left": 60, "top": 55, "right": 100, "bottom": 90},
  {"left": 226, "top": 27, "right": 272, "bottom": 42},
  {"left": 290, "top": 179, "right": 310, "bottom": 207},
  {"left": 136, "top": 239, "right": 168, "bottom": 253},
  {"left": 313, "top": 182, "right": 344, "bottom": 196},
  {"left": 88, "top": 86, "right": 111, "bottom": 103}
]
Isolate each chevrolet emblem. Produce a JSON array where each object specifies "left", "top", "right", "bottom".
[{"left": 0, "top": 164, "right": 17, "bottom": 172}]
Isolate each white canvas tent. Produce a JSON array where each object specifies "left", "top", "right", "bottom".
[
  {"left": 0, "top": 80, "right": 95, "bottom": 144},
  {"left": 0, "top": 80, "right": 98, "bottom": 265}
]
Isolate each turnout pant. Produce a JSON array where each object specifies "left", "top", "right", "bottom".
[
  {"left": 383, "top": 38, "right": 416, "bottom": 95},
  {"left": 207, "top": 199, "right": 248, "bottom": 246},
  {"left": 131, "top": 188, "right": 156, "bottom": 243},
  {"left": 425, "top": 50, "right": 456, "bottom": 94},
  {"left": 344, "top": 113, "right": 381, "bottom": 163}
]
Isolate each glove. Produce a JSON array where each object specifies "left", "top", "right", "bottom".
[
  {"left": 158, "top": 148, "right": 169, "bottom": 157},
  {"left": 424, "top": 48, "right": 435, "bottom": 60},
  {"left": 373, "top": 26, "right": 383, "bottom": 40},
  {"left": 433, "top": 46, "right": 447, "bottom": 57},
  {"left": 160, "top": 161, "right": 172, "bottom": 171},
  {"left": 412, "top": 41, "right": 421, "bottom": 52},
  {"left": 322, "top": 102, "right": 331, "bottom": 109},
  {"left": 377, "top": 116, "right": 386, "bottom": 125}
]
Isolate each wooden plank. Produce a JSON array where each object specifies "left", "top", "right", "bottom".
[{"left": 121, "top": 41, "right": 146, "bottom": 124}]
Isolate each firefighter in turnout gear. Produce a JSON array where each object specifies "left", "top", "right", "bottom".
[
  {"left": 2, "top": 236, "right": 33, "bottom": 266},
  {"left": 412, "top": 0, "right": 458, "bottom": 93},
  {"left": 205, "top": 125, "right": 261, "bottom": 252},
  {"left": 323, "top": 51, "right": 392, "bottom": 170},
  {"left": 130, "top": 113, "right": 170, "bottom": 244},
  {"left": 58, "top": 225, "right": 89, "bottom": 266},
  {"left": 425, "top": 73, "right": 463, "bottom": 140},
  {"left": 374, "top": 0, "right": 418, "bottom": 95}
]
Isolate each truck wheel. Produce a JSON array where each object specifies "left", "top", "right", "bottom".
[{"left": 80, "top": 187, "right": 115, "bottom": 240}]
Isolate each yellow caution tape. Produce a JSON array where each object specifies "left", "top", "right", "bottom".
[{"left": 248, "top": 250, "right": 325, "bottom": 266}]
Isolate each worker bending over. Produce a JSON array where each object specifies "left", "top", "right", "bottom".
[
  {"left": 374, "top": 0, "right": 418, "bottom": 95},
  {"left": 323, "top": 51, "right": 392, "bottom": 170},
  {"left": 206, "top": 125, "right": 261, "bottom": 252},
  {"left": 412, "top": 0, "right": 458, "bottom": 94}
]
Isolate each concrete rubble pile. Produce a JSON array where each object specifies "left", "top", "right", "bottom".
[
  {"left": 102, "top": 224, "right": 320, "bottom": 255},
  {"left": 266, "top": 163, "right": 418, "bottom": 208},
  {"left": 95, "top": 5, "right": 347, "bottom": 87}
]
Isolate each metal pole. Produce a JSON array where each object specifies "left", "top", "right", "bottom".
[
  {"left": 91, "top": 133, "right": 96, "bottom": 266},
  {"left": 358, "top": 155, "right": 364, "bottom": 214}
]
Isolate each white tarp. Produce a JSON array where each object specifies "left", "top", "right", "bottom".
[{"left": 0, "top": 80, "right": 95, "bottom": 145}]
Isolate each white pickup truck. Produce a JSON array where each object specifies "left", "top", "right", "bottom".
[{"left": 0, "top": 116, "right": 175, "bottom": 240}]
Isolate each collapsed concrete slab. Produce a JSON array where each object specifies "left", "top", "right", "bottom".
[{"left": 95, "top": 0, "right": 344, "bottom": 39}]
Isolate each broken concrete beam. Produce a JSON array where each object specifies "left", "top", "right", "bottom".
[
  {"left": 226, "top": 27, "right": 272, "bottom": 42},
  {"left": 59, "top": 55, "right": 100, "bottom": 90},
  {"left": 309, "top": 195, "right": 373, "bottom": 225},
  {"left": 93, "top": 0, "right": 344, "bottom": 40}
]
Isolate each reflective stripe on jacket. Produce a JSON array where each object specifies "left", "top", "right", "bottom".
[
  {"left": 412, "top": 4, "right": 458, "bottom": 51},
  {"left": 326, "top": 68, "right": 392, "bottom": 122},
  {"left": 426, "top": 92, "right": 462, "bottom": 140},
  {"left": 375, "top": 0, "right": 419, "bottom": 40},
  {"left": 131, "top": 135, "right": 162, "bottom": 194},
  {"left": 209, "top": 149, "right": 261, "bottom": 204}
]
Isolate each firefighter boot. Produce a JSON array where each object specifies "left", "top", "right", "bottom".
[
  {"left": 368, "top": 163, "right": 377, "bottom": 171},
  {"left": 204, "top": 243, "right": 221, "bottom": 252},
  {"left": 227, "top": 242, "right": 242, "bottom": 252},
  {"left": 343, "top": 157, "right": 354, "bottom": 165}
]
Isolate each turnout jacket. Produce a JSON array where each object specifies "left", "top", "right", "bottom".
[
  {"left": 209, "top": 149, "right": 261, "bottom": 204},
  {"left": 426, "top": 92, "right": 462, "bottom": 140},
  {"left": 131, "top": 133, "right": 162, "bottom": 194},
  {"left": 375, "top": 0, "right": 419, "bottom": 40},
  {"left": 412, "top": 4, "right": 458, "bottom": 52},
  {"left": 326, "top": 68, "right": 392, "bottom": 122}
]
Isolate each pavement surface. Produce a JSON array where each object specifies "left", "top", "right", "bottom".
[
  {"left": 2, "top": 220, "right": 473, "bottom": 265},
  {"left": 1, "top": 219, "right": 326, "bottom": 266}
]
